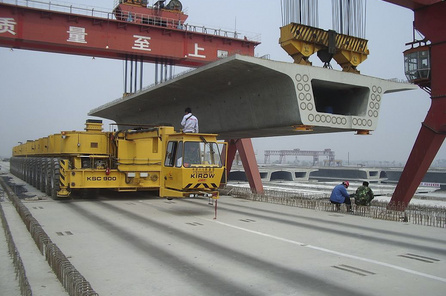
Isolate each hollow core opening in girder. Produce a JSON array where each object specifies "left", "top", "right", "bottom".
[{"left": 312, "top": 79, "right": 370, "bottom": 116}]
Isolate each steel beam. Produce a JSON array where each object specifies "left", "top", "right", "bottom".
[
  {"left": 0, "top": 2, "right": 257, "bottom": 67},
  {"left": 382, "top": 0, "right": 441, "bottom": 10}
]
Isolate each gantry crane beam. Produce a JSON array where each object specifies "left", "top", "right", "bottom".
[
  {"left": 381, "top": 0, "right": 440, "bottom": 10},
  {"left": 0, "top": 2, "right": 258, "bottom": 67}
]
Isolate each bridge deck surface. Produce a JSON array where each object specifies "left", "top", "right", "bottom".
[{"left": 1, "top": 168, "right": 445, "bottom": 295}]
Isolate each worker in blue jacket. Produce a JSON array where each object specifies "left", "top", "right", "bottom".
[{"left": 330, "top": 181, "right": 353, "bottom": 212}]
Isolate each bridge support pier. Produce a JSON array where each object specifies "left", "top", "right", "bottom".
[{"left": 226, "top": 139, "right": 264, "bottom": 194}]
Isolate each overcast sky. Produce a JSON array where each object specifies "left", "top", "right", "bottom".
[{"left": 0, "top": 0, "right": 444, "bottom": 165}]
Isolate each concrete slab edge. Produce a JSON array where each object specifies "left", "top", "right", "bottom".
[{"left": 0, "top": 177, "right": 99, "bottom": 296}]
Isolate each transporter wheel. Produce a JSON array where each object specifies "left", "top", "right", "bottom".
[
  {"left": 19, "top": 158, "right": 25, "bottom": 179},
  {"left": 23, "top": 158, "right": 27, "bottom": 182},
  {"left": 50, "top": 158, "right": 61, "bottom": 199},
  {"left": 35, "top": 158, "right": 42, "bottom": 190},
  {"left": 39, "top": 158, "right": 47, "bottom": 192},
  {"left": 37, "top": 158, "right": 42, "bottom": 188},
  {"left": 13, "top": 157, "right": 20, "bottom": 178},
  {"left": 13, "top": 157, "right": 19, "bottom": 178},
  {"left": 10, "top": 157, "right": 16, "bottom": 176},
  {"left": 29, "top": 158, "right": 35, "bottom": 185},
  {"left": 20, "top": 158, "right": 24, "bottom": 178},
  {"left": 45, "top": 158, "right": 52, "bottom": 196},
  {"left": 29, "top": 158, "right": 34, "bottom": 186},
  {"left": 24, "top": 158, "right": 30, "bottom": 183},
  {"left": 35, "top": 158, "right": 41, "bottom": 188},
  {"left": 39, "top": 158, "right": 46, "bottom": 191},
  {"left": 31, "top": 158, "right": 38, "bottom": 187}
]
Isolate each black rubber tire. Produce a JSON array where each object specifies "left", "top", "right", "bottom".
[
  {"left": 31, "top": 158, "right": 38, "bottom": 188},
  {"left": 39, "top": 158, "right": 47, "bottom": 192},
  {"left": 24, "top": 158, "right": 30, "bottom": 183},
  {"left": 50, "top": 158, "right": 61, "bottom": 199}
]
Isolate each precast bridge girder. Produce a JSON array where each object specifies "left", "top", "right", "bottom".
[{"left": 90, "top": 54, "right": 416, "bottom": 139}]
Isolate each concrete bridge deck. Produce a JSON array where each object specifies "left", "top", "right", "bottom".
[{"left": 1, "top": 162, "right": 445, "bottom": 296}]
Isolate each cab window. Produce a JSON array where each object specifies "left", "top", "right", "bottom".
[
  {"left": 183, "top": 141, "right": 222, "bottom": 167},
  {"left": 202, "top": 142, "right": 222, "bottom": 166},
  {"left": 164, "top": 141, "right": 177, "bottom": 167},
  {"left": 175, "top": 141, "right": 183, "bottom": 167},
  {"left": 183, "top": 142, "right": 201, "bottom": 167}
]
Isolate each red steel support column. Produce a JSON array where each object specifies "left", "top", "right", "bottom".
[
  {"left": 225, "top": 139, "right": 264, "bottom": 194},
  {"left": 389, "top": 2, "right": 446, "bottom": 210},
  {"left": 225, "top": 139, "right": 237, "bottom": 174}
]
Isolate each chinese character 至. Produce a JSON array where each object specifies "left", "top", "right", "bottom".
[{"left": 132, "top": 35, "right": 151, "bottom": 51}]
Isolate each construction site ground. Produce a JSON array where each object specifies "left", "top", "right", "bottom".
[{"left": 0, "top": 163, "right": 445, "bottom": 296}]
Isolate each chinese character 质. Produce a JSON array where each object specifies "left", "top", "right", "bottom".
[{"left": 0, "top": 17, "right": 17, "bottom": 35}]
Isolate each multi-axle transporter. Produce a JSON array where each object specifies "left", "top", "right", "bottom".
[{"left": 10, "top": 120, "right": 225, "bottom": 199}]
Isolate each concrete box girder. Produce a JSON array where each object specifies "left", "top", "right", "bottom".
[{"left": 89, "top": 55, "right": 416, "bottom": 139}]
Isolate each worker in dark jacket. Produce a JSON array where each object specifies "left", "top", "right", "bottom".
[
  {"left": 354, "top": 181, "right": 374, "bottom": 206},
  {"left": 330, "top": 181, "right": 353, "bottom": 212}
]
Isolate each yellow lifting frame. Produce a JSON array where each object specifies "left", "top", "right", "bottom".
[{"left": 279, "top": 23, "right": 369, "bottom": 73}]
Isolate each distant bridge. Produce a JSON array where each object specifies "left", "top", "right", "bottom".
[{"left": 264, "top": 148, "right": 336, "bottom": 166}]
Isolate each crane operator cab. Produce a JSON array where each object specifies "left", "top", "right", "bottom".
[{"left": 161, "top": 132, "right": 226, "bottom": 200}]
